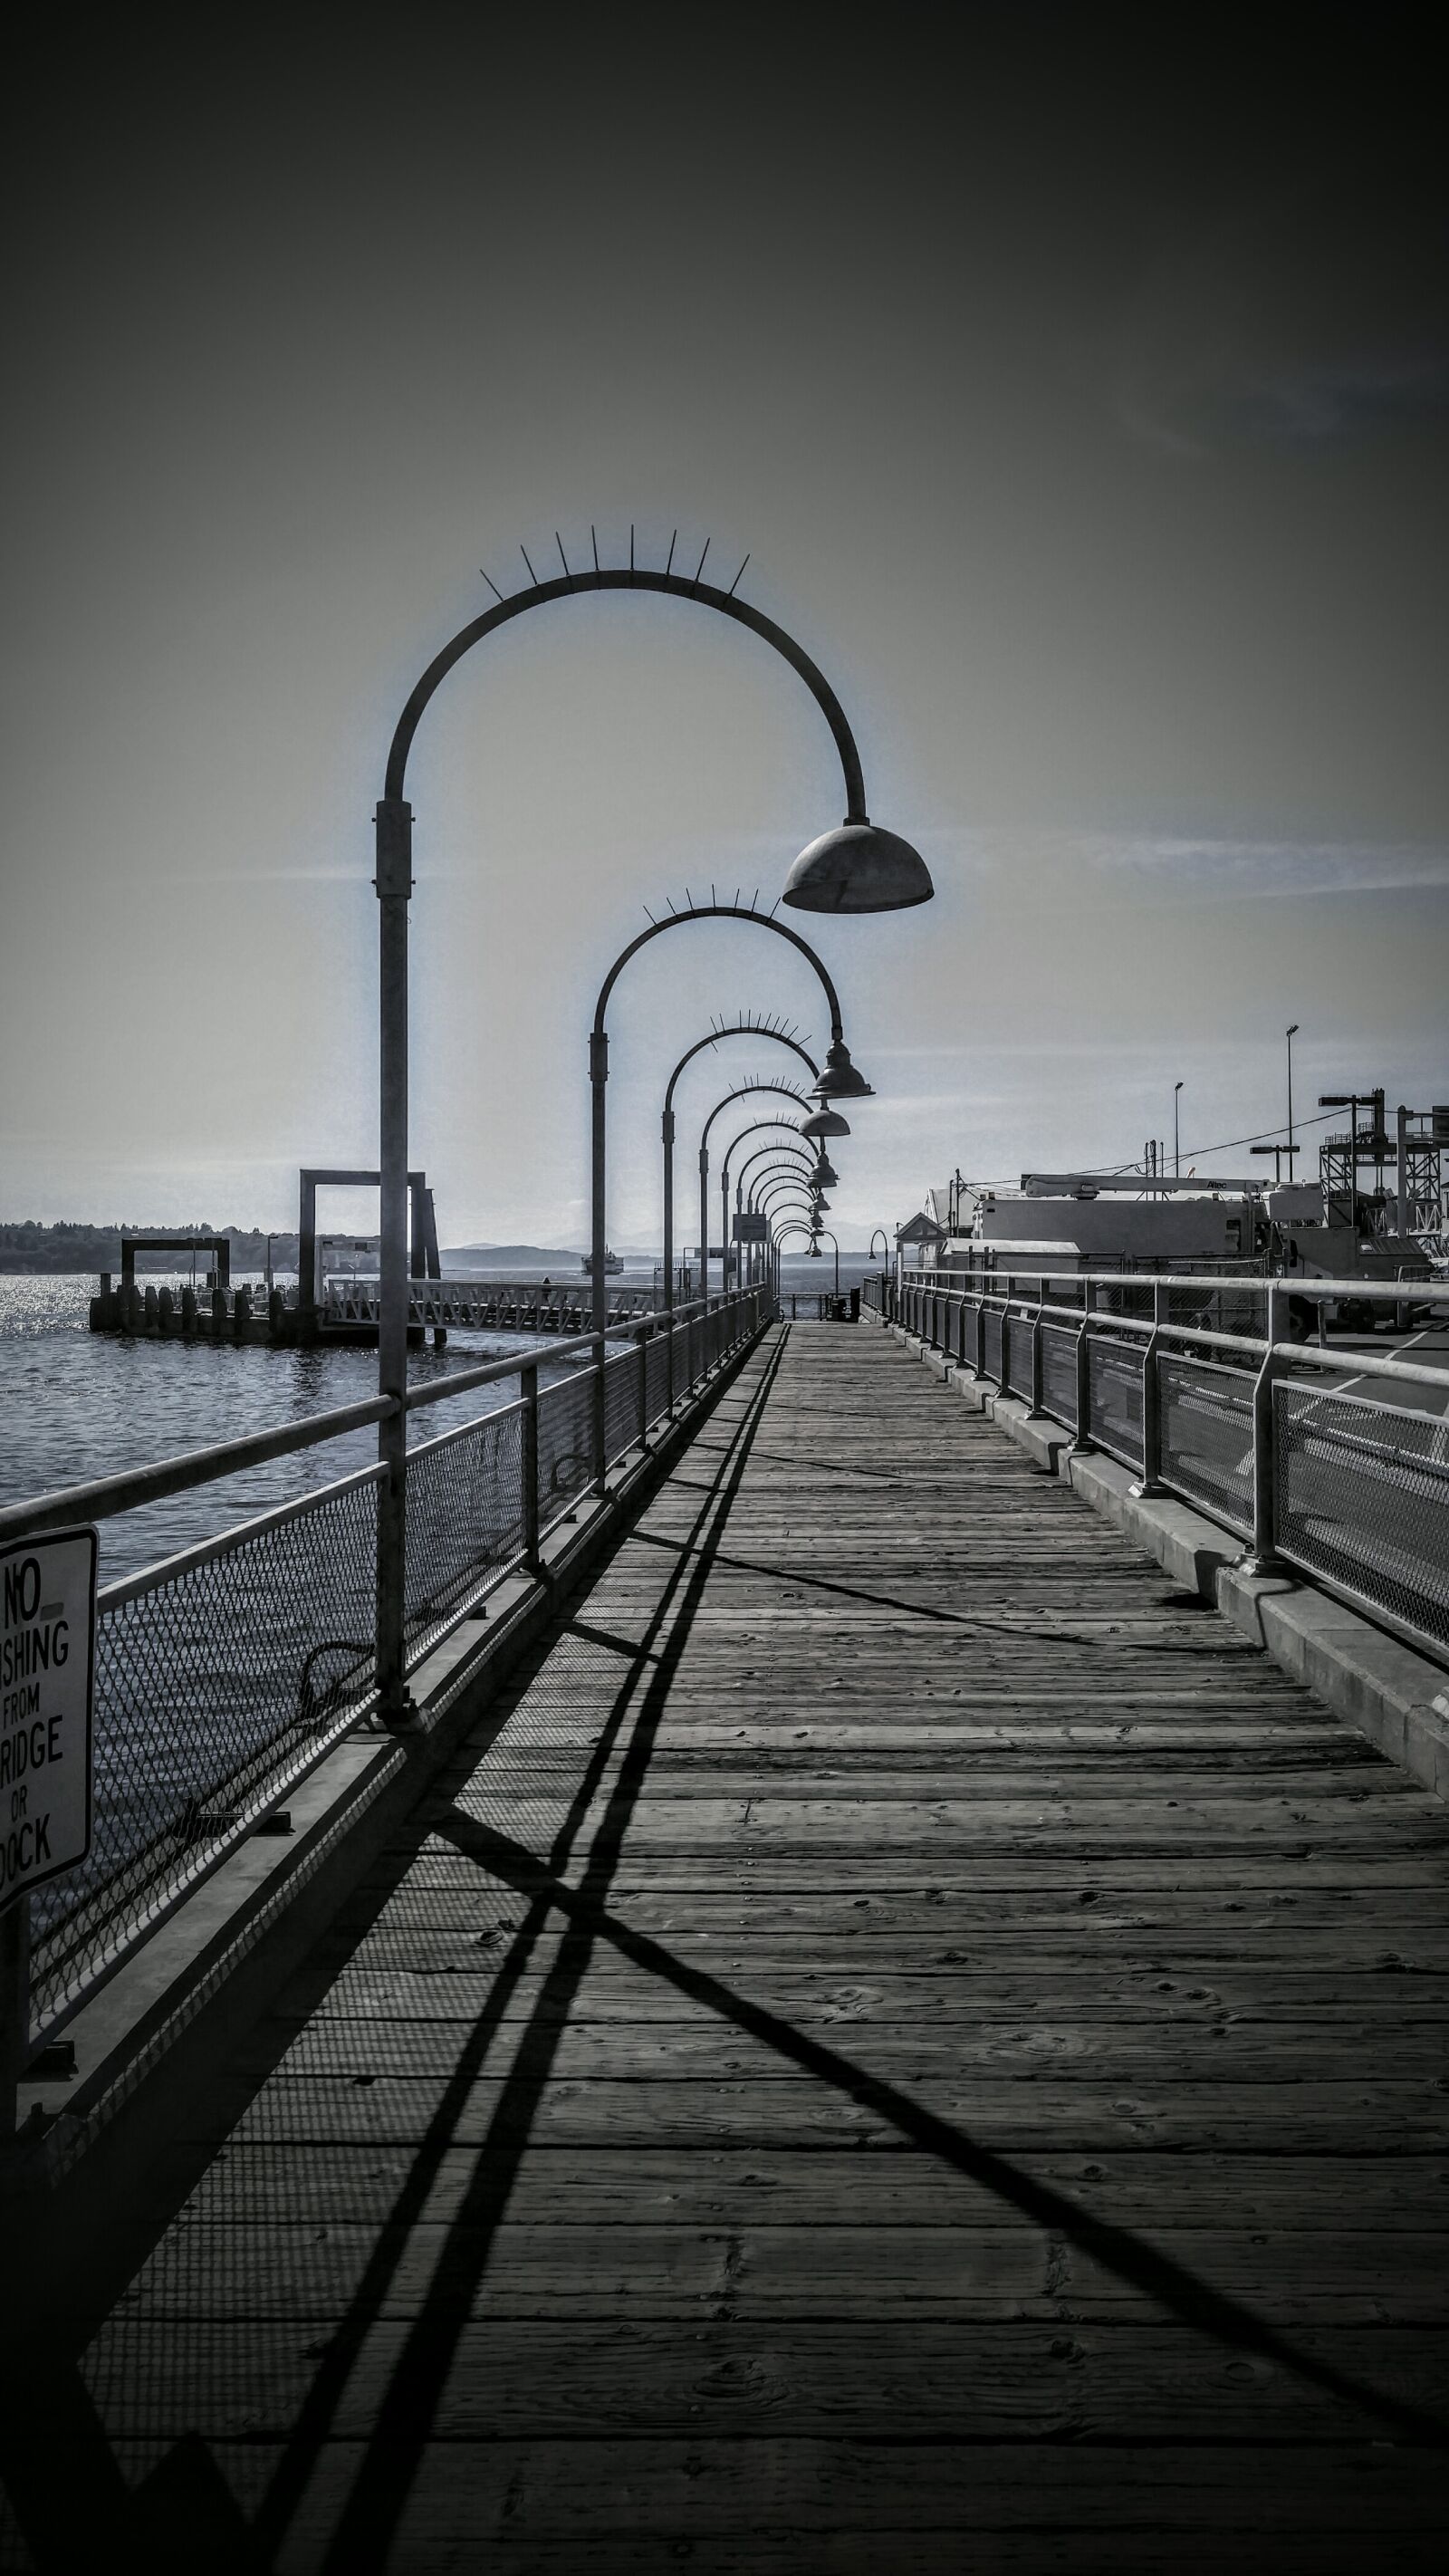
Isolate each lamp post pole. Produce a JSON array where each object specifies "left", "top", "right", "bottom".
[
  {"left": 374, "top": 555, "right": 930, "bottom": 1727},
  {"left": 374, "top": 799, "right": 412, "bottom": 1726},
  {"left": 1286, "top": 1024, "right": 1300, "bottom": 1168},
  {"left": 1174, "top": 1080, "right": 1183, "bottom": 1177}
]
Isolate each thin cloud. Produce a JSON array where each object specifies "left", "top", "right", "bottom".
[{"left": 938, "top": 827, "right": 1449, "bottom": 903}]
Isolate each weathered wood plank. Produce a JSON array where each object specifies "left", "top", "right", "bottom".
[
  {"left": 57, "top": 1322, "right": 1449, "bottom": 2570},
  {"left": 76, "top": 2317, "right": 1449, "bottom": 2443}
]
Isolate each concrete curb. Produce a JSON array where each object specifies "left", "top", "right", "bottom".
[{"left": 883, "top": 1315, "right": 1449, "bottom": 1803}]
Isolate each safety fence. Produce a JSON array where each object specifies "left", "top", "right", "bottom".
[
  {"left": 867, "top": 1268, "right": 1449, "bottom": 1671},
  {"left": 3, "top": 1288, "right": 771, "bottom": 2052}
]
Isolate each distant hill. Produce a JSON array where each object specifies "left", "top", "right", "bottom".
[
  {"left": 0, "top": 1222, "right": 301, "bottom": 1275},
  {"left": 442, "top": 1244, "right": 583, "bottom": 1268}
]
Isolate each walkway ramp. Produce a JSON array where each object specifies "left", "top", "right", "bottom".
[{"left": 31, "top": 1323, "right": 1449, "bottom": 2569}]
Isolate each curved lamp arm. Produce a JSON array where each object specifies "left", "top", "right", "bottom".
[
  {"left": 596, "top": 904, "right": 844, "bottom": 1049},
  {"left": 718, "top": 1116, "right": 806, "bottom": 1193},
  {"left": 664, "top": 1024, "right": 817, "bottom": 1119},
  {"left": 385, "top": 565, "right": 867, "bottom": 818},
  {"left": 757, "top": 1180, "right": 818, "bottom": 1220},
  {"left": 739, "top": 1141, "right": 817, "bottom": 1204},
  {"left": 750, "top": 1154, "right": 820, "bottom": 1206},
  {"left": 704, "top": 1086, "right": 811, "bottom": 1158}
]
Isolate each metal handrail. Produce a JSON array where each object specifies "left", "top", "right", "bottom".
[
  {"left": 881, "top": 1265, "right": 1448, "bottom": 1668},
  {"left": 901, "top": 1264, "right": 1439, "bottom": 1304},
  {"left": 897, "top": 1275, "right": 1449, "bottom": 1399},
  {"left": 0, "top": 1289, "right": 752, "bottom": 1542}
]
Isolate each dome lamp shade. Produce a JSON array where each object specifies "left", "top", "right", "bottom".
[
  {"left": 782, "top": 821, "right": 933, "bottom": 916},
  {"left": 800, "top": 1105, "right": 851, "bottom": 1140},
  {"left": 813, "top": 1040, "right": 874, "bottom": 1101}
]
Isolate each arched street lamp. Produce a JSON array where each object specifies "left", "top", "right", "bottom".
[
  {"left": 869, "top": 1227, "right": 889, "bottom": 1264},
  {"left": 588, "top": 899, "right": 872, "bottom": 1333},
  {"left": 813, "top": 1228, "right": 841, "bottom": 1293},
  {"left": 658, "top": 1023, "right": 819, "bottom": 1324},
  {"left": 758, "top": 1182, "right": 821, "bottom": 1225},
  {"left": 709, "top": 1102, "right": 820, "bottom": 1288},
  {"left": 772, "top": 1216, "right": 822, "bottom": 1303},
  {"left": 738, "top": 1143, "right": 824, "bottom": 1216},
  {"left": 372, "top": 554, "right": 930, "bottom": 1723},
  {"left": 750, "top": 1146, "right": 838, "bottom": 1197}
]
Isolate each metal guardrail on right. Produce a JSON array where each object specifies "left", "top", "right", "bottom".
[{"left": 865, "top": 1268, "right": 1449, "bottom": 1671}]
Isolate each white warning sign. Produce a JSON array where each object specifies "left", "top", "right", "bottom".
[{"left": 0, "top": 1526, "right": 96, "bottom": 1913}]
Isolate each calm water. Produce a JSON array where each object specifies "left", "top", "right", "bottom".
[
  {"left": 0, "top": 1263, "right": 877, "bottom": 1587},
  {"left": 0, "top": 1276, "right": 554, "bottom": 1584}
]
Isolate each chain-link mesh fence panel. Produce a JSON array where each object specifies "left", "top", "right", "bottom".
[
  {"left": 1041, "top": 1324, "right": 1079, "bottom": 1427},
  {"left": 29, "top": 1467, "right": 381, "bottom": 2037},
  {"left": 1275, "top": 1382, "right": 1449, "bottom": 1658},
  {"left": 1006, "top": 1317, "right": 1035, "bottom": 1402},
  {"left": 644, "top": 1331, "right": 672, "bottom": 1428},
  {"left": 1094, "top": 1282, "right": 1155, "bottom": 1325},
  {"left": 536, "top": 1370, "right": 597, "bottom": 1533},
  {"left": 1166, "top": 1282, "right": 1268, "bottom": 1343},
  {"left": 403, "top": 1402, "right": 527, "bottom": 1660},
  {"left": 1088, "top": 1337, "right": 1145, "bottom": 1469},
  {"left": 983, "top": 1308, "right": 1005, "bottom": 1385},
  {"left": 1157, "top": 1354, "right": 1255, "bottom": 1535},
  {"left": 602, "top": 1347, "right": 640, "bottom": 1467}
]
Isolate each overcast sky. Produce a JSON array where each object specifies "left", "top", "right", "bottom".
[{"left": 3, "top": 10, "right": 1444, "bottom": 1245}]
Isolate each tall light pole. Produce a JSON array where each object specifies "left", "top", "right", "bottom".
[
  {"left": 373, "top": 553, "right": 930, "bottom": 1725},
  {"left": 1286, "top": 1024, "right": 1300, "bottom": 1169},
  {"left": 1174, "top": 1080, "right": 1184, "bottom": 1178},
  {"left": 869, "top": 1227, "right": 889, "bottom": 1264}
]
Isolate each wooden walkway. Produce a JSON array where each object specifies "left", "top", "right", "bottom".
[{"left": 43, "top": 1324, "right": 1449, "bottom": 2566}]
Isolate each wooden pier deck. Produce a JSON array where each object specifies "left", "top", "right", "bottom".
[{"left": 31, "top": 1322, "right": 1449, "bottom": 2568}]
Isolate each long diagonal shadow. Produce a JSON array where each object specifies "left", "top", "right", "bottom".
[
  {"left": 623, "top": 1524, "right": 1239, "bottom": 1657},
  {"left": 437, "top": 1807, "right": 1449, "bottom": 2453},
  {"left": 254, "top": 1330, "right": 792, "bottom": 2571}
]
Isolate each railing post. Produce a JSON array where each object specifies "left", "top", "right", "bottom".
[
  {"left": 637, "top": 1326, "right": 649, "bottom": 1447},
  {"left": 520, "top": 1361, "right": 541, "bottom": 1572},
  {"left": 592, "top": 1332, "right": 608, "bottom": 1494},
  {"left": 1128, "top": 1281, "right": 1169, "bottom": 1498},
  {"left": 1, "top": 1897, "right": 29, "bottom": 2139},
  {"left": 1027, "top": 1286, "right": 1046, "bottom": 1419},
  {"left": 1070, "top": 1282, "right": 1095, "bottom": 1456},
  {"left": 1235, "top": 1280, "right": 1291, "bottom": 1577},
  {"left": 973, "top": 1292, "right": 985, "bottom": 1379}
]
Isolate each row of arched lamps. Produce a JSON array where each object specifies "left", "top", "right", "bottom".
[{"left": 371, "top": 553, "right": 933, "bottom": 1721}]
